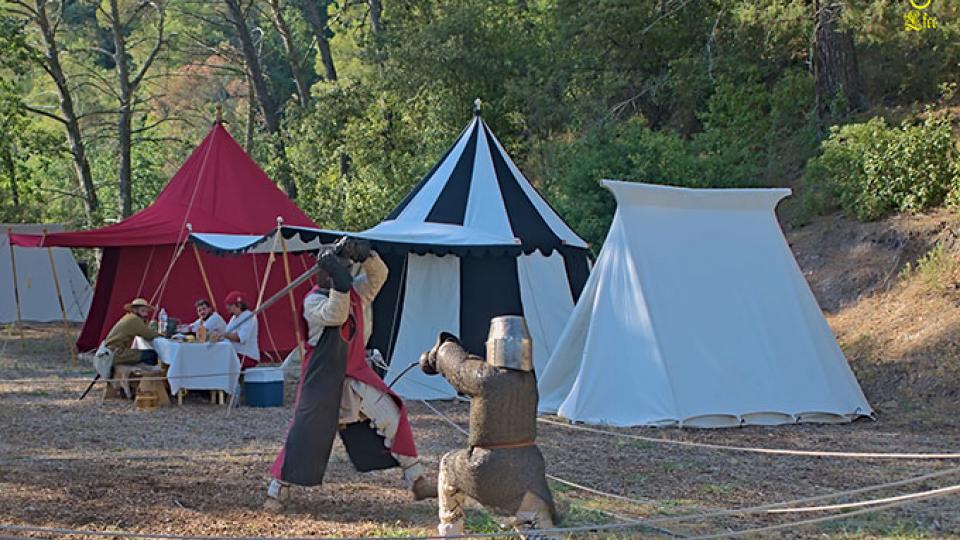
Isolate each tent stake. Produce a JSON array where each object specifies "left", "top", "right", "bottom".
[
  {"left": 43, "top": 229, "right": 78, "bottom": 366},
  {"left": 192, "top": 243, "right": 219, "bottom": 313},
  {"left": 6, "top": 228, "right": 24, "bottom": 345}
]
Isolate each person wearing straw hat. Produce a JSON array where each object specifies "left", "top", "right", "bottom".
[{"left": 103, "top": 298, "right": 161, "bottom": 366}]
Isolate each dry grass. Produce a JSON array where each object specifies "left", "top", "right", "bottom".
[{"left": 4, "top": 209, "right": 960, "bottom": 539}]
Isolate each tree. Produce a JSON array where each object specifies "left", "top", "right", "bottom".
[
  {"left": 96, "top": 0, "right": 167, "bottom": 217},
  {"left": 223, "top": 0, "right": 296, "bottom": 198},
  {"left": 293, "top": 0, "right": 336, "bottom": 81},
  {"left": 4, "top": 0, "right": 100, "bottom": 222},
  {"left": 812, "top": 0, "right": 865, "bottom": 125},
  {"left": 267, "top": 0, "right": 311, "bottom": 107}
]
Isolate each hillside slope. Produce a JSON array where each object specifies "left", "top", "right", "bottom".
[{"left": 788, "top": 209, "right": 960, "bottom": 428}]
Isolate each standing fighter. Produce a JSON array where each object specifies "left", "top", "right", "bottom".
[
  {"left": 419, "top": 317, "right": 558, "bottom": 537},
  {"left": 265, "top": 238, "right": 435, "bottom": 511}
]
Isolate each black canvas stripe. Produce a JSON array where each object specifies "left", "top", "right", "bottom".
[
  {"left": 459, "top": 255, "right": 523, "bottom": 356},
  {"left": 560, "top": 248, "right": 591, "bottom": 303},
  {"left": 425, "top": 124, "right": 479, "bottom": 225},
  {"left": 368, "top": 251, "right": 407, "bottom": 371},
  {"left": 386, "top": 121, "right": 473, "bottom": 221},
  {"left": 484, "top": 124, "right": 561, "bottom": 249}
]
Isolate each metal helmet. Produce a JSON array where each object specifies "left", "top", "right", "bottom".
[{"left": 485, "top": 315, "right": 533, "bottom": 372}]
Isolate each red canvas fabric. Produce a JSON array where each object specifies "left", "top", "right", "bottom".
[{"left": 11, "top": 124, "right": 318, "bottom": 354}]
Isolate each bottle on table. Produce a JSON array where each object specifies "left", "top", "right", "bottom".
[
  {"left": 158, "top": 308, "right": 168, "bottom": 337},
  {"left": 197, "top": 323, "right": 207, "bottom": 343}
]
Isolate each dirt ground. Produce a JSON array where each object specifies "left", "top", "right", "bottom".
[{"left": 3, "top": 211, "right": 960, "bottom": 539}]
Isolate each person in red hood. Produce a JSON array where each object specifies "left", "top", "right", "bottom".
[
  {"left": 214, "top": 291, "right": 259, "bottom": 369},
  {"left": 265, "top": 237, "right": 436, "bottom": 511}
]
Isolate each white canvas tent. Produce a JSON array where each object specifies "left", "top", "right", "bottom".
[
  {"left": 2, "top": 224, "right": 93, "bottom": 323},
  {"left": 538, "top": 181, "right": 872, "bottom": 428}
]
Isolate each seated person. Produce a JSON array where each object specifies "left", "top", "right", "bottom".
[
  {"left": 104, "top": 298, "right": 161, "bottom": 366},
  {"left": 189, "top": 298, "right": 227, "bottom": 335},
  {"left": 215, "top": 291, "right": 260, "bottom": 369}
]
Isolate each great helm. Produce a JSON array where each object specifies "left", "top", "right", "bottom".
[{"left": 485, "top": 315, "right": 533, "bottom": 372}]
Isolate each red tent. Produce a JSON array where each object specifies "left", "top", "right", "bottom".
[{"left": 11, "top": 123, "right": 318, "bottom": 356}]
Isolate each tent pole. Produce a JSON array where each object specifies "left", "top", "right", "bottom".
[
  {"left": 255, "top": 230, "right": 281, "bottom": 309},
  {"left": 384, "top": 254, "right": 409, "bottom": 365},
  {"left": 279, "top": 232, "right": 306, "bottom": 369},
  {"left": 192, "top": 243, "right": 219, "bottom": 312},
  {"left": 6, "top": 228, "right": 24, "bottom": 344},
  {"left": 43, "top": 229, "right": 78, "bottom": 366}
]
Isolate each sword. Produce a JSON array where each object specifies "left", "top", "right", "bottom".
[
  {"left": 387, "top": 361, "right": 419, "bottom": 388},
  {"left": 78, "top": 374, "right": 101, "bottom": 400}
]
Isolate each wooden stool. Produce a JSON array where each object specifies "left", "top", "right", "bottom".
[
  {"left": 137, "top": 375, "right": 171, "bottom": 407},
  {"left": 135, "top": 390, "right": 159, "bottom": 410}
]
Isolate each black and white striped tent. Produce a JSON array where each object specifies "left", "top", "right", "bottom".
[
  {"left": 368, "top": 111, "right": 591, "bottom": 398},
  {"left": 191, "top": 110, "right": 591, "bottom": 399}
]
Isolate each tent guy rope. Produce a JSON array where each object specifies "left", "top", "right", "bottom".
[{"left": 537, "top": 417, "right": 960, "bottom": 460}]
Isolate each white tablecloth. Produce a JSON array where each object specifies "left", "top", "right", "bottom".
[{"left": 135, "top": 337, "right": 241, "bottom": 395}]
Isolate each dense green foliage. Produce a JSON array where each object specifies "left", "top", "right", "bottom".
[
  {"left": 2, "top": 0, "right": 959, "bottom": 249},
  {"left": 806, "top": 114, "right": 960, "bottom": 221}
]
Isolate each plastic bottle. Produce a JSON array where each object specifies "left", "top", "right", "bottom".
[{"left": 158, "top": 308, "right": 168, "bottom": 337}]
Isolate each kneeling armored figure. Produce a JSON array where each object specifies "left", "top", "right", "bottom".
[{"left": 419, "top": 316, "right": 558, "bottom": 538}]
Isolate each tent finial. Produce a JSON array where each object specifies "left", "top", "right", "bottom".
[
  {"left": 215, "top": 104, "right": 223, "bottom": 125},
  {"left": 474, "top": 98, "right": 482, "bottom": 116}
]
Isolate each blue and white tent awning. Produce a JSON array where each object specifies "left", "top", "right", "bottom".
[
  {"left": 190, "top": 222, "right": 522, "bottom": 257},
  {"left": 384, "top": 112, "right": 588, "bottom": 254}
]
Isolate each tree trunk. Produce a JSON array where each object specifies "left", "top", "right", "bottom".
[
  {"left": 369, "top": 0, "right": 383, "bottom": 38},
  {"left": 103, "top": 0, "right": 164, "bottom": 218},
  {"left": 108, "top": 0, "right": 134, "bottom": 217},
  {"left": 33, "top": 0, "right": 98, "bottom": 222},
  {"left": 2, "top": 144, "right": 19, "bottom": 209},
  {"left": 298, "top": 0, "right": 338, "bottom": 81},
  {"left": 268, "top": 0, "right": 311, "bottom": 107},
  {"left": 245, "top": 74, "right": 256, "bottom": 153},
  {"left": 813, "top": 0, "right": 865, "bottom": 124},
  {"left": 224, "top": 0, "right": 296, "bottom": 198}
]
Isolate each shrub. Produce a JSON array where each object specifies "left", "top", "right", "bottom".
[{"left": 805, "top": 114, "right": 960, "bottom": 221}]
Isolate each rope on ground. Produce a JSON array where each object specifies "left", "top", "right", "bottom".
[
  {"left": 2, "top": 405, "right": 959, "bottom": 539},
  {"left": 0, "top": 372, "right": 245, "bottom": 385},
  {"left": 765, "top": 482, "right": 960, "bottom": 514},
  {"left": 3, "top": 481, "right": 958, "bottom": 540},
  {"left": 686, "top": 497, "right": 949, "bottom": 539},
  {"left": 418, "top": 400, "right": 960, "bottom": 521},
  {"left": 537, "top": 417, "right": 960, "bottom": 460}
]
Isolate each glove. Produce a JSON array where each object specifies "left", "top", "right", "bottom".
[
  {"left": 420, "top": 332, "right": 460, "bottom": 375},
  {"left": 419, "top": 351, "right": 438, "bottom": 376},
  {"left": 318, "top": 251, "right": 352, "bottom": 292},
  {"left": 339, "top": 237, "right": 372, "bottom": 263}
]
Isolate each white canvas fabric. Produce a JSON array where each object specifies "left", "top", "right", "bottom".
[
  {"left": 383, "top": 254, "right": 459, "bottom": 399},
  {"left": 538, "top": 181, "right": 872, "bottom": 428},
  {"left": 464, "top": 126, "right": 513, "bottom": 239},
  {"left": 517, "top": 251, "right": 576, "bottom": 374},
  {"left": 393, "top": 122, "right": 477, "bottom": 225},
  {"left": 1, "top": 224, "right": 93, "bottom": 323}
]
